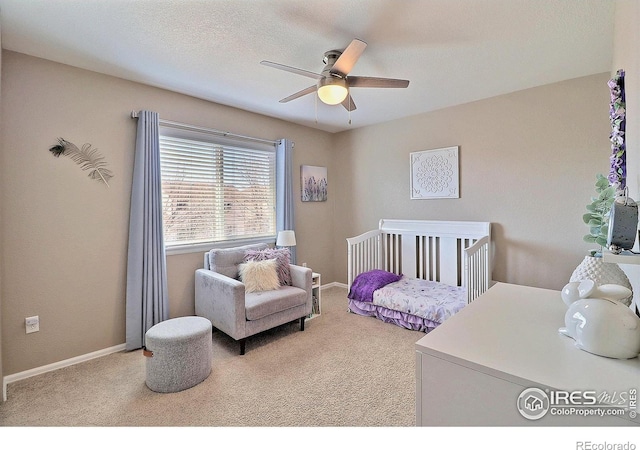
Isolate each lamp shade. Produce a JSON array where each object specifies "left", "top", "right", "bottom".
[
  {"left": 317, "top": 77, "right": 348, "bottom": 105},
  {"left": 276, "top": 230, "right": 296, "bottom": 247}
]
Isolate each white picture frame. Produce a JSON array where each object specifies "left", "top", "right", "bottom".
[{"left": 410, "top": 146, "right": 459, "bottom": 199}]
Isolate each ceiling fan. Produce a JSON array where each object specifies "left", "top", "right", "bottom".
[{"left": 260, "top": 38, "right": 410, "bottom": 111}]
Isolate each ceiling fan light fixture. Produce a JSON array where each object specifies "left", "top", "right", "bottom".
[
  {"left": 317, "top": 77, "right": 348, "bottom": 105},
  {"left": 263, "top": 38, "right": 408, "bottom": 112}
]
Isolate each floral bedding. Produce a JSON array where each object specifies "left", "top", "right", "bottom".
[
  {"left": 348, "top": 270, "right": 467, "bottom": 331},
  {"left": 372, "top": 277, "right": 466, "bottom": 326}
]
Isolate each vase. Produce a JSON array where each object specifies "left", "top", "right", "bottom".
[{"left": 569, "top": 255, "right": 633, "bottom": 306}]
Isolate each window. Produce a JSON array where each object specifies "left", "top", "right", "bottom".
[{"left": 159, "top": 126, "right": 276, "bottom": 252}]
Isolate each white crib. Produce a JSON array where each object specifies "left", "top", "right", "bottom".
[{"left": 347, "top": 219, "right": 492, "bottom": 306}]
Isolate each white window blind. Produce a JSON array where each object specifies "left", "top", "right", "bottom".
[{"left": 159, "top": 130, "right": 276, "bottom": 250}]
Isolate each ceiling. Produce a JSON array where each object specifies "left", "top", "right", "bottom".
[{"left": 0, "top": 0, "right": 615, "bottom": 133}]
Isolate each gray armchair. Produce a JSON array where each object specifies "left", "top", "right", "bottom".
[{"left": 195, "top": 243, "right": 312, "bottom": 355}]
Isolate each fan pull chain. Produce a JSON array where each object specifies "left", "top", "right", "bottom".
[
  {"left": 348, "top": 96, "right": 352, "bottom": 125},
  {"left": 314, "top": 94, "right": 318, "bottom": 124}
]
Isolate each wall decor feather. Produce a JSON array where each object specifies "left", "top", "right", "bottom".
[{"left": 49, "top": 138, "right": 113, "bottom": 187}]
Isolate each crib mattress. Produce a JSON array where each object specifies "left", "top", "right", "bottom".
[
  {"left": 349, "top": 277, "right": 466, "bottom": 332},
  {"left": 375, "top": 277, "right": 466, "bottom": 323}
]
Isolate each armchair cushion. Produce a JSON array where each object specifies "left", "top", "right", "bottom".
[
  {"left": 245, "top": 286, "right": 308, "bottom": 321},
  {"left": 238, "top": 259, "right": 280, "bottom": 293}
]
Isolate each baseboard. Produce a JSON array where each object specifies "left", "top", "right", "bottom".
[
  {"left": 2, "top": 343, "right": 126, "bottom": 402},
  {"left": 321, "top": 281, "right": 348, "bottom": 289}
]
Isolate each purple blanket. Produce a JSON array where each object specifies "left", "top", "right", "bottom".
[{"left": 348, "top": 269, "right": 402, "bottom": 303}]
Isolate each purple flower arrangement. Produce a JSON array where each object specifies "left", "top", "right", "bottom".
[{"left": 608, "top": 69, "right": 626, "bottom": 193}]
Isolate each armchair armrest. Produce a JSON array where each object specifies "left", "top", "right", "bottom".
[
  {"left": 289, "top": 264, "right": 312, "bottom": 289},
  {"left": 195, "top": 269, "right": 246, "bottom": 340},
  {"left": 289, "top": 264, "right": 313, "bottom": 308}
]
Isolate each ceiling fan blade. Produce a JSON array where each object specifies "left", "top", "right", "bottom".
[
  {"left": 261, "top": 60, "right": 322, "bottom": 80},
  {"left": 330, "top": 39, "right": 367, "bottom": 77},
  {"left": 279, "top": 85, "right": 317, "bottom": 103},
  {"left": 341, "top": 94, "right": 357, "bottom": 111},
  {"left": 348, "top": 76, "right": 410, "bottom": 88}
]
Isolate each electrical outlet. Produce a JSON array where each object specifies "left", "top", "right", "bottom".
[
  {"left": 302, "top": 262, "right": 307, "bottom": 267},
  {"left": 25, "top": 316, "right": 39, "bottom": 334}
]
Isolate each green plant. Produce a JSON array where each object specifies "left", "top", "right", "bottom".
[{"left": 583, "top": 173, "right": 616, "bottom": 255}]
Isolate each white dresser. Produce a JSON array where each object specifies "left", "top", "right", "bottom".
[{"left": 415, "top": 282, "right": 640, "bottom": 426}]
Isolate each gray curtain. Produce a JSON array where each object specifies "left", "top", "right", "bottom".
[
  {"left": 125, "top": 110, "right": 169, "bottom": 351},
  {"left": 276, "top": 139, "right": 296, "bottom": 264}
]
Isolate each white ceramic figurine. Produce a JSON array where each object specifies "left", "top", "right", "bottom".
[
  {"left": 561, "top": 280, "right": 632, "bottom": 306},
  {"left": 559, "top": 297, "right": 640, "bottom": 359}
]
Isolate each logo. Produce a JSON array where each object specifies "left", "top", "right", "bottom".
[
  {"left": 517, "top": 387, "right": 637, "bottom": 421},
  {"left": 517, "top": 387, "right": 549, "bottom": 420}
]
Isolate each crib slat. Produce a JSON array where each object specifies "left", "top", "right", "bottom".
[
  {"left": 402, "top": 233, "right": 417, "bottom": 278},
  {"left": 464, "top": 235, "right": 490, "bottom": 303},
  {"left": 439, "top": 237, "right": 457, "bottom": 286}
]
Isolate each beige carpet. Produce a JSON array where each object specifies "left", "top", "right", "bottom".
[{"left": 0, "top": 286, "right": 424, "bottom": 427}]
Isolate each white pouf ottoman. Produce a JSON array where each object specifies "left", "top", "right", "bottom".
[{"left": 144, "top": 316, "right": 213, "bottom": 393}]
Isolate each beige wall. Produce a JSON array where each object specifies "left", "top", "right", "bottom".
[
  {"left": 332, "top": 73, "right": 612, "bottom": 291},
  {"left": 0, "top": 51, "right": 335, "bottom": 375}
]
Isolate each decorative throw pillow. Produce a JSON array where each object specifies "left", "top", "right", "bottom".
[
  {"left": 244, "top": 248, "right": 292, "bottom": 286},
  {"left": 238, "top": 259, "right": 280, "bottom": 293},
  {"left": 347, "top": 269, "right": 403, "bottom": 303}
]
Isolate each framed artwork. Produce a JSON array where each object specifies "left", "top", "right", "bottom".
[
  {"left": 410, "top": 146, "right": 459, "bottom": 199},
  {"left": 301, "top": 165, "right": 327, "bottom": 202}
]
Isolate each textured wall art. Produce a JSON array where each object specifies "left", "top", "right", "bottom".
[
  {"left": 410, "top": 146, "right": 459, "bottom": 199},
  {"left": 301, "top": 165, "right": 327, "bottom": 202},
  {"left": 49, "top": 138, "right": 113, "bottom": 187}
]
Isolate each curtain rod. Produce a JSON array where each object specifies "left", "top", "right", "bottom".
[{"left": 130, "top": 111, "right": 279, "bottom": 146}]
